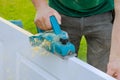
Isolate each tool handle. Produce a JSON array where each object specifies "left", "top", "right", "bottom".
[
  {"left": 36, "top": 27, "right": 45, "bottom": 33},
  {"left": 50, "top": 16, "right": 61, "bottom": 35},
  {"left": 37, "top": 16, "right": 61, "bottom": 34}
]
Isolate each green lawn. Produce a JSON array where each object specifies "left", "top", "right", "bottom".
[
  {"left": 0, "top": 0, "right": 37, "bottom": 34},
  {"left": 0, "top": 0, "right": 87, "bottom": 61}
]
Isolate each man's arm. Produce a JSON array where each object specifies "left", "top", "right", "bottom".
[
  {"left": 32, "top": 0, "right": 48, "bottom": 10},
  {"left": 107, "top": 0, "right": 120, "bottom": 79},
  {"left": 32, "top": 0, "right": 61, "bottom": 30}
]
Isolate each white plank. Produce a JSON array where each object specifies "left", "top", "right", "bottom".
[{"left": 0, "top": 17, "right": 116, "bottom": 80}]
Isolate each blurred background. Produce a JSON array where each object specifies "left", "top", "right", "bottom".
[
  {"left": 0, "top": 0, "right": 87, "bottom": 61},
  {"left": 0, "top": 0, "right": 37, "bottom": 34}
]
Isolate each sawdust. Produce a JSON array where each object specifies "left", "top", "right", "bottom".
[{"left": 31, "top": 46, "right": 50, "bottom": 58}]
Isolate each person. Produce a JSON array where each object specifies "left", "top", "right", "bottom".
[{"left": 31, "top": 0, "right": 120, "bottom": 79}]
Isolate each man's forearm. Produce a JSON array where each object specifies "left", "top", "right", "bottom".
[
  {"left": 32, "top": 0, "right": 48, "bottom": 10},
  {"left": 109, "top": 0, "right": 120, "bottom": 61},
  {"left": 110, "top": 20, "right": 120, "bottom": 61}
]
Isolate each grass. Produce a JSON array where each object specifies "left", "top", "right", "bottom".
[
  {"left": 0, "top": 0, "right": 37, "bottom": 34},
  {"left": 78, "top": 36, "right": 87, "bottom": 61},
  {"left": 0, "top": 0, "right": 87, "bottom": 61}
]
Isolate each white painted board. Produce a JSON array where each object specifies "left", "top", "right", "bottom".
[{"left": 0, "top": 17, "right": 116, "bottom": 80}]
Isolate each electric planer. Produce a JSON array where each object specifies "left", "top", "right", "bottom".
[{"left": 29, "top": 16, "right": 76, "bottom": 59}]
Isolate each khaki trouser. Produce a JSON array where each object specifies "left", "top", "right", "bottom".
[{"left": 60, "top": 11, "right": 113, "bottom": 72}]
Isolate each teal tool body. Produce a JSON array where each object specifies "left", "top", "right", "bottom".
[{"left": 29, "top": 16, "right": 76, "bottom": 59}]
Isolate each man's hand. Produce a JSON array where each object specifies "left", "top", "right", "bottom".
[
  {"left": 34, "top": 6, "right": 61, "bottom": 30},
  {"left": 107, "top": 61, "right": 120, "bottom": 79},
  {"left": 32, "top": 0, "right": 61, "bottom": 30}
]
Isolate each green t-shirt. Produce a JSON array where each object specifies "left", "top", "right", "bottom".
[{"left": 49, "top": 0, "right": 114, "bottom": 17}]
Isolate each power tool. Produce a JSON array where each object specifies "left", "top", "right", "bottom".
[{"left": 29, "top": 16, "right": 76, "bottom": 59}]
